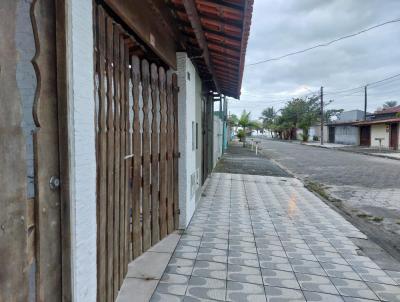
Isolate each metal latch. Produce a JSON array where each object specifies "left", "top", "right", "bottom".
[{"left": 49, "top": 176, "right": 60, "bottom": 190}]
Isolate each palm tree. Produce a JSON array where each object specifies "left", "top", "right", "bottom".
[
  {"left": 260, "top": 107, "right": 276, "bottom": 137},
  {"left": 228, "top": 114, "right": 239, "bottom": 131},
  {"left": 238, "top": 110, "right": 251, "bottom": 146}
]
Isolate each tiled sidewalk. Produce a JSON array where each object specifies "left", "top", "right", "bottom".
[{"left": 150, "top": 173, "right": 400, "bottom": 302}]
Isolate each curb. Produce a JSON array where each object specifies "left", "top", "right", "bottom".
[{"left": 262, "top": 138, "right": 400, "bottom": 161}]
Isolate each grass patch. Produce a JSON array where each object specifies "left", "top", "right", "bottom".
[
  {"left": 371, "top": 216, "right": 384, "bottom": 222},
  {"left": 305, "top": 181, "right": 342, "bottom": 203},
  {"left": 357, "top": 213, "right": 373, "bottom": 218},
  {"left": 305, "top": 181, "right": 330, "bottom": 199}
]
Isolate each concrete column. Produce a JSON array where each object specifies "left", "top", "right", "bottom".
[
  {"left": 66, "top": 0, "right": 97, "bottom": 301},
  {"left": 177, "top": 52, "right": 202, "bottom": 228}
]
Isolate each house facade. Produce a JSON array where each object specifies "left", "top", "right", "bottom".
[
  {"left": 296, "top": 125, "right": 328, "bottom": 142},
  {"left": 0, "top": 1, "right": 253, "bottom": 301},
  {"left": 355, "top": 106, "right": 400, "bottom": 150},
  {"left": 327, "top": 110, "right": 366, "bottom": 145},
  {"left": 327, "top": 108, "right": 400, "bottom": 150}
]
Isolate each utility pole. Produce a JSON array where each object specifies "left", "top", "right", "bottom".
[
  {"left": 320, "top": 86, "right": 324, "bottom": 145},
  {"left": 364, "top": 85, "right": 368, "bottom": 120}
]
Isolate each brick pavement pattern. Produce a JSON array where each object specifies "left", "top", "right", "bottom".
[{"left": 150, "top": 173, "right": 400, "bottom": 301}]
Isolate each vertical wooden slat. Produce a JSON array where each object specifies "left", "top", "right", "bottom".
[
  {"left": 112, "top": 24, "right": 121, "bottom": 298},
  {"left": 105, "top": 16, "right": 115, "bottom": 302},
  {"left": 31, "top": 0, "right": 63, "bottom": 299},
  {"left": 0, "top": 2, "right": 28, "bottom": 300},
  {"left": 123, "top": 42, "right": 131, "bottom": 268},
  {"left": 158, "top": 67, "right": 168, "bottom": 239},
  {"left": 172, "top": 73, "right": 180, "bottom": 229},
  {"left": 131, "top": 55, "right": 142, "bottom": 259},
  {"left": 141, "top": 59, "right": 151, "bottom": 251},
  {"left": 118, "top": 29, "right": 126, "bottom": 287},
  {"left": 150, "top": 64, "right": 160, "bottom": 245},
  {"left": 166, "top": 70, "right": 174, "bottom": 233},
  {"left": 96, "top": 6, "right": 107, "bottom": 302}
]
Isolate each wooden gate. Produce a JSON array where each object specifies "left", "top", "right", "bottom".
[
  {"left": 94, "top": 5, "right": 180, "bottom": 301},
  {"left": 328, "top": 126, "right": 335, "bottom": 143},
  {"left": 389, "top": 123, "right": 399, "bottom": 150},
  {"left": 1, "top": 0, "right": 68, "bottom": 301},
  {"left": 360, "top": 126, "right": 371, "bottom": 146}
]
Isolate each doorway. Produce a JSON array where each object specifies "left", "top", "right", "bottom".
[
  {"left": 360, "top": 126, "right": 371, "bottom": 146},
  {"left": 328, "top": 126, "right": 335, "bottom": 143},
  {"left": 389, "top": 123, "right": 399, "bottom": 150}
]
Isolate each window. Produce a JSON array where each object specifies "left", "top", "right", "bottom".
[
  {"left": 196, "top": 122, "right": 199, "bottom": 149},
  {"left": 192, "top": 121, "right": 195, "bottom": 150}
]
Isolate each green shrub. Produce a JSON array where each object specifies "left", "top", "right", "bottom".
[
  {"left": 300, "top": 132, "right": 309, "bottom": 142},
  {"left": 237, "top": 129, "right": 245, "bottom": 142}
]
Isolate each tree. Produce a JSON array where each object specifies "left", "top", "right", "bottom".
[
  {"left": 250, "top": 120, "right": 263, "bottom": 135},
  {"left": 281, "top": 96, "right": 320, "bottom": 141},
  {"left": 228, "top": 114, "right": 239, "bottom": 128},
  {"left": 238, "top": 110, "right": 252, "bottom": 146},
  {"left": 324, "top": 109, "right": 344, "bottom": 122},
  {"left": 382, "top": 101, "right": 398, "bottom": 109},
  {"left": 260, "top": 107, "right": 277, "bottom": 136}
]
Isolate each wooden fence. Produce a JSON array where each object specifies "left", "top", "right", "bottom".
[{"left": 94, "top": 5, "right": 179, "bottom": 301}]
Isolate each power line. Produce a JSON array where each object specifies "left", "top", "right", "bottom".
[
  {"left": 246, "top": 18, "right": 400, "bottom": 67},
  {"left": 324, "top": 72, "right": 400, "bottom": 96},
  {"left": 234, "top": 73, "right": 400, "bottom": 110}
]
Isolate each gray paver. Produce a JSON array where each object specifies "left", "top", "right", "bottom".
[{"left": 150, "top": 172, "right": 400, "bottom": 301}]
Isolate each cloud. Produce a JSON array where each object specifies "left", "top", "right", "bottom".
[{"left": 231, "top": 0, "right": 400, "bottom": 119}]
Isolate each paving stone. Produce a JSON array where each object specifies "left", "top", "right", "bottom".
[
  {"left": 353, "top": 266, "right": 397, "bottom": 285},
  {"left": 227, "top": 264, "right": 263, "bottom": 285},
  {"left": 146, "top": 172, "right": 400, "bottom": 302},
  {"left": 321, "top": 262, "right": 362, "bottom": 281},
  {"left": 264, "top": 286, "right": 306, "bottom": 302},
  {"left": 259, "top": 255, "right": 293, "bottom": 272},
  {"left": 342, "top": 297, "right": 379, "bottom": 302},
  {"left": 228, "top": 250, "right": 259, "bottom": 267},
  {"left": 303, "top": 291, "right": 345, "bottom": 302},
  {"left": 330, "top": 277, "right": 378, "bottom": 300},
  {"left": 156, "top": 273, "right": 190, "bottom": 296},
  {"left": 289, "top": 258, "right": 327, "bottom": 276},
  {"left": 261, "top": 268, "right": 300, "bottom": 289},
  {"left": 150, "top": 292, "right": 184, "bottom": 302},
  {"left": 192, "top": 261, "right": 227, "bottom": 280},
  {"left": 296, "top": 273, "right": 339, "bottom": 295},
  {"left": 366, "top": 282, "right": 400, "bottom": 302},
  {"left": 186, "top": 276, "right": 226, "bottom": 301},
  {"left": 385, "top": 270, "right": 400, "bottom": 285},
  {"left": 226, "top": 281, "right": 266, "bottom": 302},
  {"left": 165, "top": 258, "right": 195, "bottom": 276}
]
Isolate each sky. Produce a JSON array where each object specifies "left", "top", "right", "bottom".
[{"left": 228, "top": 0, "right": 400, "bottom": 120}]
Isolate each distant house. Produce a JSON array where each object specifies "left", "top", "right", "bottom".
[
  {"left": 327, "top": 110, "right": 366, "bottom": 145},
  {"left": 354, "top": 106, "right": 400, "bottom": 150},
  {"left": 296, "top": 125, "right": 328, "bottom": 142}
]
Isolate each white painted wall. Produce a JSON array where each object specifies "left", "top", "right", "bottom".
[
  {"left": 177, "top": 53, "right": 203, "bottom": 228},
  {"left": 213, "top": 115, "right": 223, "bottom": 168},
  {"left": 371, "top": 124, "right": 390, "bottom": 148},
  {"left": 334, "top": 126, "right": 359, "bottom": 145},
  {"left": 66, "top": 0, "right": 97, "bottom": 301}
]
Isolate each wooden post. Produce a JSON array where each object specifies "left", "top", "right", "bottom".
[
  {"left": 150, "top": 63, "right": 160, "bottom": 245},
  {"left": 131, "top": 55, "right": 142, "bottom": 259}
]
